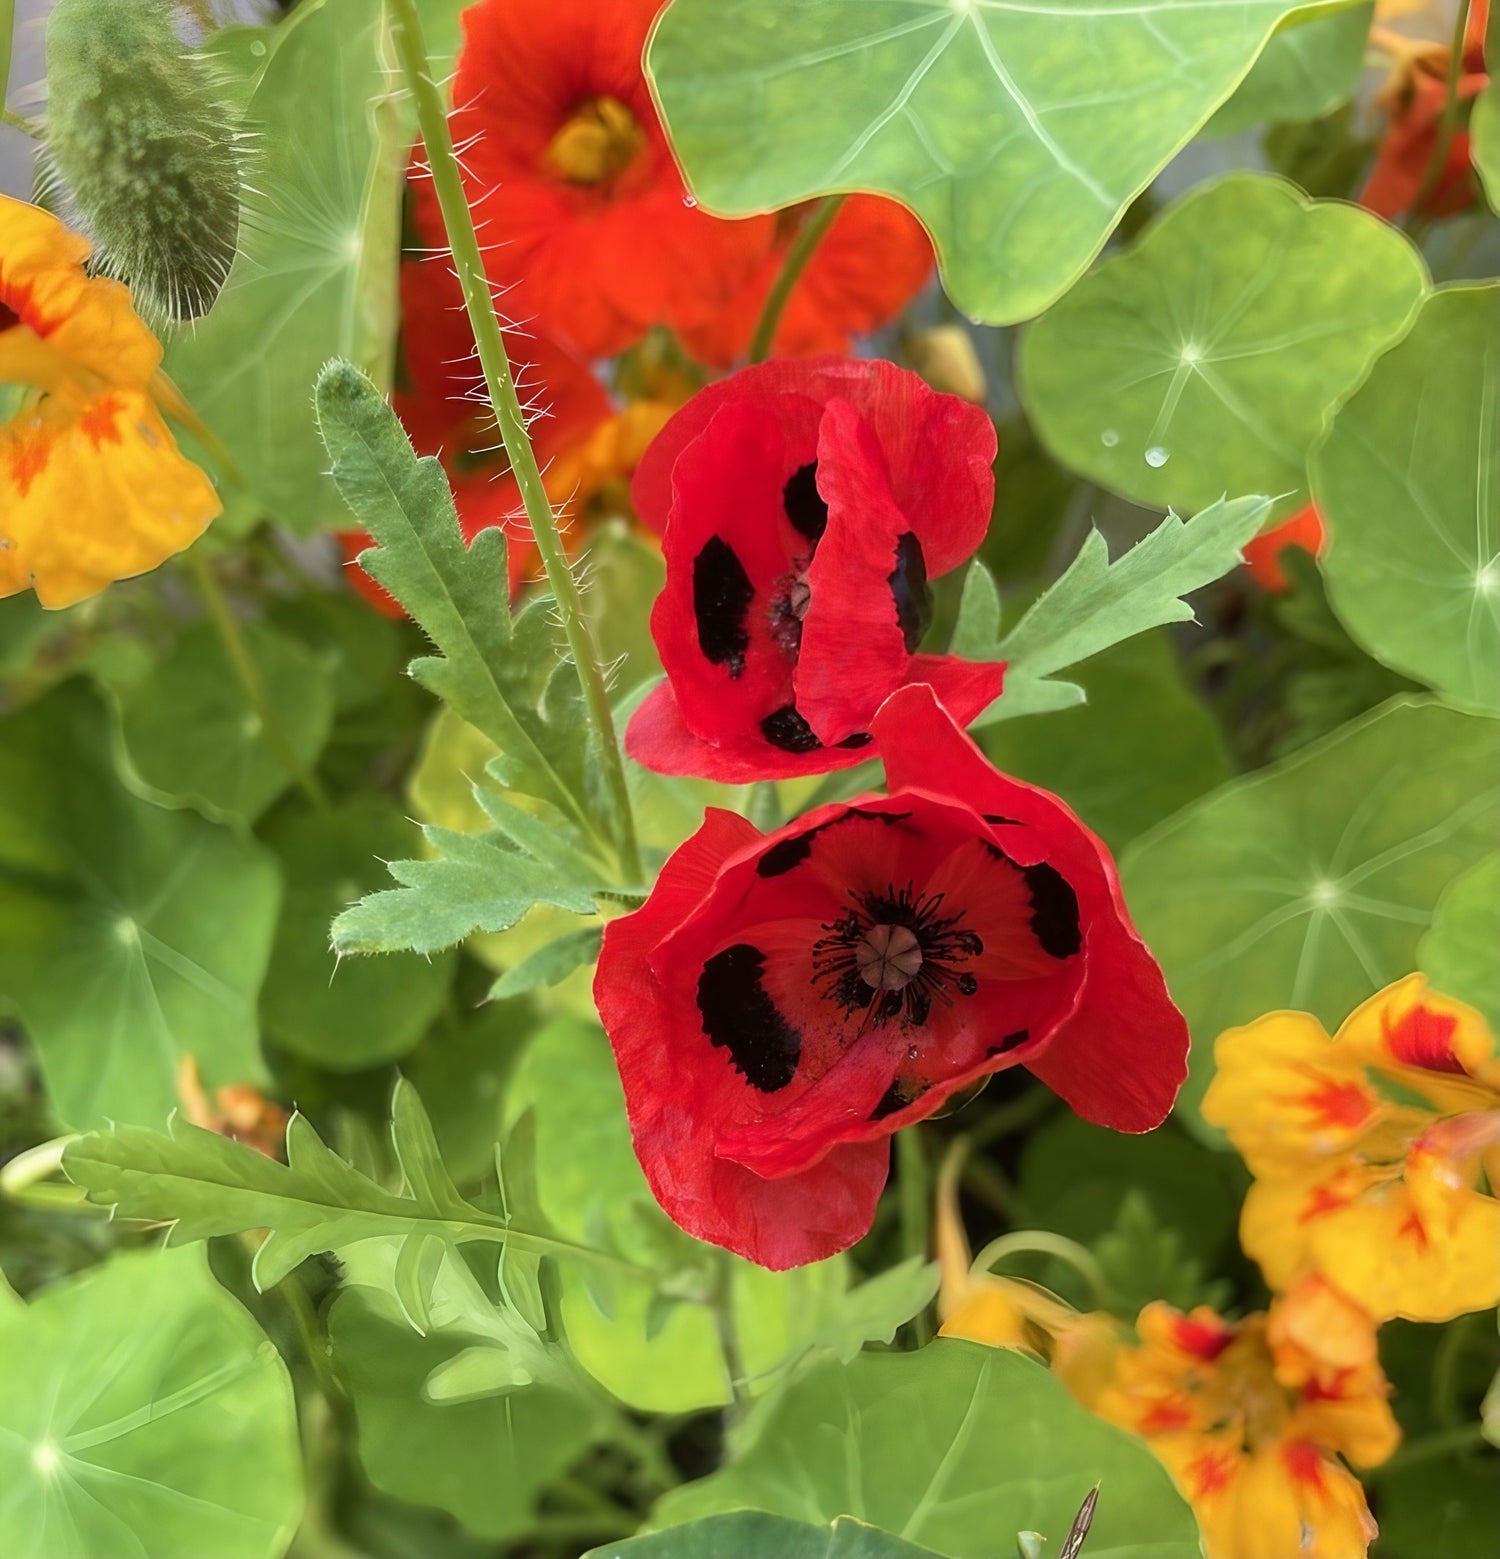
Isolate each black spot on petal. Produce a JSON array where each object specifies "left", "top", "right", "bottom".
[
  {"left": 983, "top": 814, "right": 1021, "bottom": 827},
  {"left": 0, "top": 301, "right": 19, "bottom": 333},
  {"left": 889, "top": 532, "right": 933, "bottom": 653},
  {"left": 697, "top": 944, "right": 802, "bottom": 1093},
  {"left": 987, "top": 1029, "right": 1030, "bottom": 1057},
  {"left": 760, "top": 704, "right": 823, "bottom": 754},
  {"left": 836, "top": 731, "right": 873, "bottom": 750},
  {"left": 1021, "top": 863, "right": 1082, "bottom": 959},
  {"left": 693, "top": 535, "right": 754, "bottom": 676},
  {"left": 756, "top": 806, "right": 912, "bottom": 878},
  {"left": 870, "top": 1079, "right": 912, "bottom": 1121},
  {"left": 984, "top": 845, "right": 1083, "bottom": 961},
  {"left": 783, "top": 462, "right": 828, "bottom": 544},
  {"left": 756, "top": 833, "right": 816, "bottom": 878}
]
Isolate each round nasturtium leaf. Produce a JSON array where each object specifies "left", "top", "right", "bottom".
[
  {"left": 647, "top": 0, "right": 1369, "bottom": 326},
  {"left": 165, "top": 0, "right": 402, "bottom": 535},
  {"left": 1019, "top": 173, "right": 1427, "bottom": 515},
  {"left": 259, "top": 800, "right": 456, "bottom": 1069},
  {"left": 1121, "top": 698, "right": 1500, "bottom": 1129},
  {"left": 0, "top": 1248, "right": 302, "bottom": 1559},
  {"left": 1315, "top": 283, "right": 1500, "bottom": 715},
  {"left": 120, "top": 619, "right": 334, "bottom": 824},
  {"left": 505, "top": 1016, "right": 847, "bottom": 1414},
  {"left": 652, "top": 1340, "right": 1200, "bottom": 1558},
  {"left": 590, "top": 1514, "right": 946, "bottom": 1559},
  {"left": 328, "top": 1287, "right": 599, "bottom": 1542},
  {"left": 1202, "top": 4, "right": 1371, "bottom": 136},
  {"left": 1418, "top": 853, "right": 1500, "bottom": 1032},
  {"left": 0, "top": 680, "right": 280, "bottom": 1129}
]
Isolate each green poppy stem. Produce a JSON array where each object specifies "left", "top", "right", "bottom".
[
  {"left": 747, "top": 193, "right": 848, "bottom": 364},
  {"left": 385, "top": 0, "right": 642, "bottom": 885}
]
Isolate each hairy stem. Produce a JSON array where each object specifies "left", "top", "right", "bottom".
[
  {"left": 187, "top": 550, "right": 329, "bottom": 811},
  {"left": 747, "top": 194, "right": 847, "bottom": 364},
  {"left": 386, "top": 0, "right": 641, "bottom": 883},
  {"left": 1404, "top": 0, "right": 1474, "bottom": 233}
]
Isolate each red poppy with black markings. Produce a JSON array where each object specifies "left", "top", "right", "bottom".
[
  {"left": 595, "top": 684, "right": 1189, "bottom": 1269},
  {"left": 626, "top": 358, "right": 1006, "bottom": 781}
]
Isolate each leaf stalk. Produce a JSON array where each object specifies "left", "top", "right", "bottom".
[{"left": 747, "top": 193, "right": 847, "bottom": 364}]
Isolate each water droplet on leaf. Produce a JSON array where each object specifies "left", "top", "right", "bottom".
[
  {"left": 1100, "top": 429, "right": 1119, "bottom": 448},
  {"left": 1144, "top": 446, "right": 1170, "bottom": 468}
]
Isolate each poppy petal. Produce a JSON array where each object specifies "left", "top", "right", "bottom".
[{"left": 874, "top": 683, "right": 1188, "bottom": 1131}]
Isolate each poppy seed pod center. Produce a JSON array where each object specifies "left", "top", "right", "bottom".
[
  {"left": 544, "top": 96, "right": 646, "bottom": 186},
  {"left": 856, "top": 923, "right": 923, "bottom": 991}
]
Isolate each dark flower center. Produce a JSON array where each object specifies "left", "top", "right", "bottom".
[
  {"left": 543, "top": 96, "right": 646, "bottom": 186},
  {"left": 813, "top": 882, "right": 982, "bottom": 1028}
]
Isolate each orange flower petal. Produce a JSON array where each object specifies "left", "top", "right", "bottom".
[{"left": 0, "top": 390, "right": 219, "bottom": 608}]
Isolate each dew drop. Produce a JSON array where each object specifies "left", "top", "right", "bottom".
[
  {"left": 681, "top": 193, "right": 697, "bottom": 208},
  {"left": 1100, "top": 428, "right": 1119, "bottom": 448},
  {"left": 1144, "top": 445, "right": 1170, "bottom": 468},
  {"left": 250, "top": 39, "right": 267, "bottom": 57}
]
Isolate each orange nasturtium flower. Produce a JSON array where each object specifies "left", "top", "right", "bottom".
[
  {"left": 176, "top": 1055, "right": 289, "bottom": 1162},
  {"left": 1203, "top": 975, "right": 1500, "bottom": 1322},
  {"left": 0, "top": 194, "right": 219, "bottom": 608},
  {"left": 678, "top": 195, "right": 935, "bottom": 370},
  {"left": 445, "top": 0, "right": 775, "bottom": 361},
  {"left": 1090, "top": 1279, "right": 1399, "bottom": 1559}
]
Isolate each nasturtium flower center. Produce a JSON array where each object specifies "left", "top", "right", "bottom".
[{"left": 544, "top": 96, "right": 646, "bottom": 186}]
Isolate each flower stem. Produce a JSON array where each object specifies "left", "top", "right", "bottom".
[
  {"left": 970, "top": 1230, "right": 1109, "bottom": 1308},
  {"left": 0, "top": 0, "right": 13, "bottom": 123},
  {"left": 385, "top": 0, "right": 642, "bottom": 883},
  {"left": 186, "top": 549, "right": 330, "bottom": 811},
  {"left": 712, "top": 1249, "right": 752, "bottom": 1424},
  {"left": 747, "top": 193, "right": 847, "bottom": 364},
  {"left": 897, "top": 1128, "right": 933, "bottom": 1345},
  {"left": 1404, "top": 0, "right": 1474, "bottom": 233}
]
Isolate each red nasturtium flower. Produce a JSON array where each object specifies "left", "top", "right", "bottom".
[
  {"left": 1242, "top": 501, "right": 1325, "bottom": 591},
  {"left": 678, "top": 196, "right": 935, "bottom": 369},
  {"left": 339, "top": 243, "right": 611, "bottom": 614},
  {"left": 1361, "top": 1, "right": 1490, "bottom": 221},
  {"left": 627, "top": 358, "right": 1006, "bottom": 781},
  {"left": 446, "top": 0, "right": 774, "bottom": 361},
  {"left": 595, "top": 684, "right": 1189, "bottom": 1269}
]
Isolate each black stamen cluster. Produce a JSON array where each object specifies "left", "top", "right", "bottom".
[{"left": 811, "top": 881, "right": 983, "bottom": 1029}]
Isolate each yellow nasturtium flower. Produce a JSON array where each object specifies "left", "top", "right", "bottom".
[
  {"left": 0, "top": 194, "right": 219, "bottom": 608},
  {"left": 1203, "top": 975, "right": 1500, "bottom": 1322},
  {"left": 1090, "top": 1278, "right": 1399, "bottom": 1559}
]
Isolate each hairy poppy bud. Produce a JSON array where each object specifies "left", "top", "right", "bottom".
[{"left": 43, "top": 0, "right": 241, "bottom": 322}]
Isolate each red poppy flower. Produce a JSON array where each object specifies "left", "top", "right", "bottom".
[
  {"left": 1242, "top": 501, "right": 1325, "bottom": 592},
  {"left": 595, "top": 684, "right": 1189, "bottom": 1269},
  {"left": 626, "top": 357, "right": 1005, "bottom": 781},
  {"left": 678, "top": 195, "right": 935, "bottom": 370},
  {"left": 444, "top": 0, "right": 774, "bottom": 361},
  {"left": 339, "top": 240, "right": 611, "bottom": 616},
  {"left": 1361, "top": 4, "right": 1489, "bottom": 221}
]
